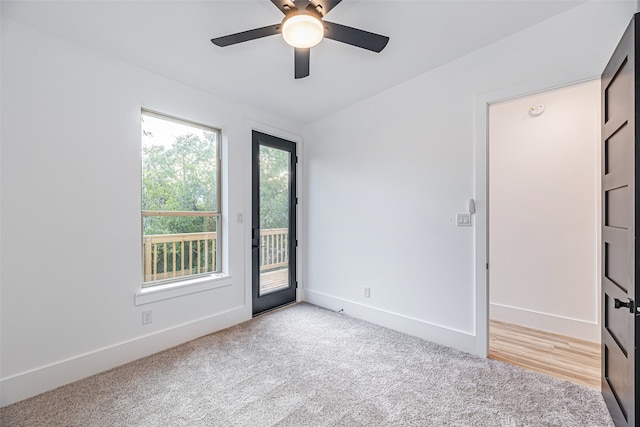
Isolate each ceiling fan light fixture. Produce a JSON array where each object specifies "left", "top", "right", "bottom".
[{"left": 282, "top": 14, "right": 324, "bottom": 48}]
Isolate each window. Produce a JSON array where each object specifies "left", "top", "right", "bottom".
[{"left": 141, "top": 110, "right": 221, "bottom": 287}]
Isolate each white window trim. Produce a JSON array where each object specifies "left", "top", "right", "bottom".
[{"left": 134, "top": 273, "right": 232, "bottom": 306}]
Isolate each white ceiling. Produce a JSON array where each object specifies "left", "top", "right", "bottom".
[{"left": 1, "top": 0, "right": 586, "bottom": 124}]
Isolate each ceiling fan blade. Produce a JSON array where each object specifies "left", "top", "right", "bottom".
[
  {"left": 211, "top": 24, "right": 281, "bottom": 47},
  {"left": 271, "top": 0, "right": 298, "bottom": 15},
  {"left": 306, "top": 0, "right": 342, "bottom": 17},
  {"left": 323, "top": 21, "right": 389, "bottom": 53},
  {"left": 294, "top": 48, "right": 310, "bottom": 79}
]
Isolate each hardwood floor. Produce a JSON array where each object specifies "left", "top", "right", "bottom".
[{"left": 489, "top": 320, "right": 601, "bottom": 389}]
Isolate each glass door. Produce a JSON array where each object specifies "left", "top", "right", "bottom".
[{"left": 252, "top": 131, "right": 297, "bottom": 315}]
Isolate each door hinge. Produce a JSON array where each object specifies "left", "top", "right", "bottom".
[{"left": 486, "top": 263, "right": 489, "bottom": 270}]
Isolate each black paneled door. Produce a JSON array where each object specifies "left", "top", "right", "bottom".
[
  {"left": 601, "top": 12, "right": 639, "bottom": 427},
  {"left": 251, "top": 131, "right": 297, "bottom": 316}
]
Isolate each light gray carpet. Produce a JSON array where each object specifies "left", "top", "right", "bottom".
[{"left": 1, "top": 303, "right": 613, "bottom": 426}]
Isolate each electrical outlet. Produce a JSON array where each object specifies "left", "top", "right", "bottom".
[
  {"left": 142, "top": 310, "right": 153, "bottom": 325},
  {"left": 363, "top": 287, "right": 371, "bottom": 298},
  {"left": 457, "top": 214, "right": 471, "bottom": 227}
]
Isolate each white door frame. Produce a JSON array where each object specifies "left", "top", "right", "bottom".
[{"left": 473, "top": 75, "right": 600, "bottom": 357}]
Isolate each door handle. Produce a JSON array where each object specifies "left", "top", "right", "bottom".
[
  {"left": 614, "top": 298, "right": 635, "bottom": 313},
  {"left": 252, "top": 228, "right": 260, "bottom": 249}
]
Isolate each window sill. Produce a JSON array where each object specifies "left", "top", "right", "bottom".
[{"left": 134, "top": 274, "right": 232, "bottom": 306}]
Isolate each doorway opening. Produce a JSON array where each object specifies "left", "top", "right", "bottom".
[{"left": 486, "top": 80, "right": 601, "bottom": 388}]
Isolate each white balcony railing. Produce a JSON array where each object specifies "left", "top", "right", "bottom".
[
  {"left": 143, "top": 228, "right": 289, "bottom": 284},
  {"left": 259, "top": 228, "right": 288, "bottom": 271},
  {"left": 143, "top": 232, "right": 217, "bottom": 283}
]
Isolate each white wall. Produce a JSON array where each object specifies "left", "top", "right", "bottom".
[
  {"left": 489, "top": 81, "right": 600, "bottom": 342},
  {"left": 0, "top": 19, "right": 302, "bottom": 406},
  {"left": 302, "top": 1, "right": 635, "bottom": 355}
]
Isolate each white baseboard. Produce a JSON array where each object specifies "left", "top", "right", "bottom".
[
  {"left": 1, "top": 306, "right": 250, "bottom": 407},
  {"left": 490, "top": 303, "right": 599, "bottom": 343},
  {"left": 304, "top": 289, "right": 478, "bottom": 356}
]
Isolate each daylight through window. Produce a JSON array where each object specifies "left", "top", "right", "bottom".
[{"left": 141, "top": 110, "right": 221, "bottom": 286}]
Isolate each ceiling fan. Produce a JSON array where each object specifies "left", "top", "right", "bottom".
[{"left": 211, "top": 0, "right": 389, "bottom": 79}]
